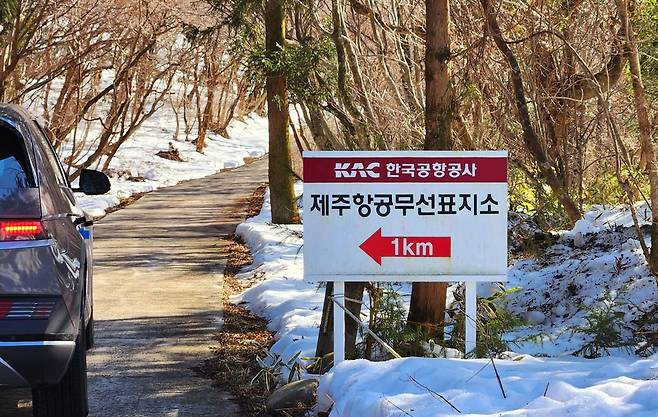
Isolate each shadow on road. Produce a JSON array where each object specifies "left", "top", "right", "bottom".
[{"left": 88, "top": 314, "right": 236, "bottom": 417}]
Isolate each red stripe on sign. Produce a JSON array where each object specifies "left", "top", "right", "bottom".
[{"left": 303, "top": 157, "right": 507, "bottom": 183}]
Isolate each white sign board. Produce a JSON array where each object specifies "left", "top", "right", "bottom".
[
  {"left": 303, "top": 151, "right": 508, "bottom": 281},
  {"left": 303, "top": 151, "right": 508, "bottom": 362}
]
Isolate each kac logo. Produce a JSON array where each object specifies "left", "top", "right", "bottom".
[{"left": 334, "top": 162, "right": 380, "bottom": 178}]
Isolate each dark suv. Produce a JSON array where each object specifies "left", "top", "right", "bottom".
[{"left": 0, "top": 104, "right": 109, "bottom": 417}]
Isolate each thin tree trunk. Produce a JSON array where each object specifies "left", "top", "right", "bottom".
[
  {"left": 423, "top": 0, "right": 452, "bottom": 150},
  {"left": 265, "top": 0, "right": 299, "bottom": 224},
  {"left": 455, "top": 112, "right": 476, "bottom": 150},
  {"left": 171, "top": 93, "right": 181, "bottom": 141},
  {"left": 197, "top": 84, "right": 214, "bottom": 153},
  {"left": 616, "top": 0, "right": 658, "bottom": 276}
]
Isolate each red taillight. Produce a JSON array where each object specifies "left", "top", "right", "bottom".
[
  {"left": 0, "top": 220, "right": 46, "bottom": 241},
  {"left": 0, "top": 299, "right": 56, "bottom": 320},
  {"left": 0, "top": 301, "right": 10, "bottom": 319}
]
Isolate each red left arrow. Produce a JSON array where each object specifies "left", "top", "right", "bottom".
[{"left": 359, "top": 228, "right": 451, "bottom": 265}]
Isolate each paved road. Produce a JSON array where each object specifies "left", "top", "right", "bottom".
[{"left": 0, "top": 159, "right": 268, "bottom": 416}]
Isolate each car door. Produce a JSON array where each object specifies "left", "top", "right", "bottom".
[{"left": 31, "top": 122, "right": 88, "bottom": 329}]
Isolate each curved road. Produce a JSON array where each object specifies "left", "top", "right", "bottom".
[{"left": 0, "top": 158, "right": 268, "bottom": 416}]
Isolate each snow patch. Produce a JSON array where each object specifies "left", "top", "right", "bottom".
[{"left": 317, "top": 355, "right": 658, "bottom": 417}]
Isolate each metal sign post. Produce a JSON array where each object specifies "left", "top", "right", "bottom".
[
  {"left": 465, "top": 281, "right": 477, "bottom": 356},
  {"left": 303, "top": 151, "right": 508, "bottom": 364},
  {"left": 333, "top": 281, "right": 346, "bottom": 364}
]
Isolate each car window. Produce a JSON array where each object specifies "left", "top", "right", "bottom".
[
  {"left": 33, "top": 122, "right": 69, "bottom": 187},
  {"left": 0, "top": 125, "right": 34, "bottom": 188}
]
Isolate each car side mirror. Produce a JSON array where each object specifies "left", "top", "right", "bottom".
[{"left": 78, "top": 169, "right": 111, "bottom": 195}]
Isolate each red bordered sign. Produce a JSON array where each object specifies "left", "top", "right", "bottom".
[{"left": 302, "top": 151, "right": 508, "bottom": 283}]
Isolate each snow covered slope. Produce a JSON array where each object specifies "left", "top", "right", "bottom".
[
  {"left": 505, "top": 205, "right": 657, "bottom": 356},
  {"left": 27, "top": 68, "right": 268, "bottom": 218},
  {"left": 234, "top": 191, "right": 658, "bottom": 417},
  {"left": 75, "top": 113, "right": 268, "bottom": 217}
]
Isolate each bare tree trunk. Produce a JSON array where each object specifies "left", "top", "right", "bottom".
[
  {"left": 616, "top": 0, "right": 658, "bottom": 276},
  {"left": 171, "top": 93, "right": 181, "bottom": 141},
  {"left": 397, "top": 33, "right": 423, "bottom": 116},
  {"left": 407, "top": 0, "right": 452, "bottom": 339},
  {"left": 455, "top": 112, "right": 476, "bottom": 150},
  {"left": 480, "top": 0, "right": 581, "bottom": 224},
  {"left": 197, "top": 83, "right": 214, "bottom": 153},
  {"left": 265, "top": 0, "right": 299, "bottom": 224},
  {"left": 423, "top": 0, "right": 452, "bottom": 150}
]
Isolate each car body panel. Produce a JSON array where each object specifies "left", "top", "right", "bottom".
[
  {"left": 0, "top": 342, "right": 75, "bottom": 386},
  {"left": 0, "top": 103, "right": 95, "bottom": 387},
  {"left": 0, "top": 188, "right": 41, "bottom": 218},
  {"left": 0, "top": 242, "right": 63, "bottom": 295}
]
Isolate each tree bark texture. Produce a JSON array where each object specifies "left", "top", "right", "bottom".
[
  {"left": 265, "top": 0, "right": 299, "bottom": 224},
  {"left": 423, "top": 0, "right": 452, "bottom": 150},
  {"left": 615, "top": 0, "right": 658, "bottom": 276},
  {"left": 407, "top": 0, "right": 452, "bottom": 337}
]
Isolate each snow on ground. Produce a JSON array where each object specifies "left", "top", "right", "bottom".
[
  {"left": 505, "top": 208, "right": 658, "bottom": 356},
  {"left": 234, "top": 185, "right": 420, "bottom": 362},
  {"left": 74, "top": 113, "right": 268, "bottom": 217},
  {"left": 318, "top": 354, "right": 658, "bottom": 417},
  {"left": 568, "top": 202, "right": 653, "bottom": 237},
  {"left": 233, "top": 190, "right": 658, "bottom": 416},
  {"left": 233, "top": 184, "right": 319, "bottom": 362}
]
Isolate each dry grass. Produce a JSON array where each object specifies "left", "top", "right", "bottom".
[
  {"left": 104, "top": 192, "right": 146, "bottom": 215},
  {"left": 196, "top": 185, "right": 276, "bottom": 416},
  {"left": 245, "top": 184, "right": 268, "bottom": 219}
]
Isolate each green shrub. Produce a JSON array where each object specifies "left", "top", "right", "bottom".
[
  {"left": 570, "top": 290, "right": 637, "bottom": 359},
  {"left": 361, "top": 283, "right": 527, "bottom": 359},
  {"left": 251, "top": 351, "right": 303, "bottom": 392}
]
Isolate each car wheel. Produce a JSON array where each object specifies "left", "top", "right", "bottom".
[{"left": 32, "top": 326, "right": 88, "bottom": 417}]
